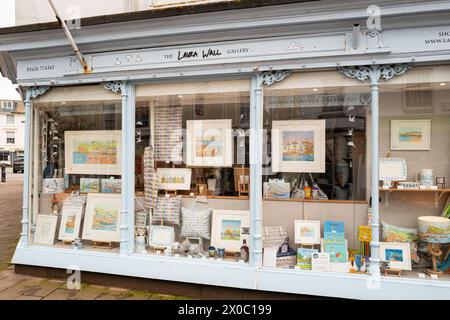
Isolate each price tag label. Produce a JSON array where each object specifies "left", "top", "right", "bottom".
[
  {"left": 156, "top": 250, "right": 161, "bottom": 255},
  {"left": 190, "top": 192, "right": 195, "bottom": 197},
  {"left": 165, "top": 193, "right": 170, "bottom": 198},
  {"left": 397, "top": 185, "right": 404, "bottom": 190},
  {"left": 175, "top": 254, "right": 180, "bottom": 258},
  {"left": 430, "top": 186, "right": 438, "bottom": 190}
]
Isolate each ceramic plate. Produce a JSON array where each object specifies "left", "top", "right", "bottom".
[{"left": 379, "top": 158, "right": 407, "bottom": 181}]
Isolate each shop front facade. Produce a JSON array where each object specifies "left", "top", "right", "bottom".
[{"left": 0, "top": 0, "right": 449, "bottom": 299}]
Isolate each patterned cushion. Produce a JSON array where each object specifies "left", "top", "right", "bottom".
[
  {"left": 153, "top": 197, "right": 181, "bottom": 225},
  {"left": 180, "top": 207, "right": 212, "bottom": 240},
  {"left": 381, "top": 221, "right": 419, "bottom": 264}
]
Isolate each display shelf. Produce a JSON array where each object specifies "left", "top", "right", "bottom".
[
  {"left": 379, "top": 188, "right": 450, "bottom": 207},
  {"left": 262, "top": 198, "right": 368, "bottom": 204}
]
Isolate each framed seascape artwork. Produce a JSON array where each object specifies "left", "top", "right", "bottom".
[
  {"left": 80, "top": 178, "right": 101, "bottom": 193},
  {"left": 58, "top": 205, "right": 84, "bottom": 242},
  {"left": 34, "top": 214, "right": 58, "bottom": 245},
  {"left": 186, "top": 119, "right": 233, "bottom": 167},
  {"left": 271, "top": 120, "right": 326, "bottom": 173},
  {"left": 101, "top": 179, "right": 122, "bottom": 193},
  {"left": 64, "top": 130, "right": 122, "bottom": 175},
  {"left": 157, "top": 168, "right": 192, "bottom": 190},
  {"left": 390, "top": 120, "right": 431, "bottom": 151},
  {"left": 211, "top": 210, "right": 250, "bottom": 252},
  {"left": 294, "top": 220, "right": 321, "bottom": 244},
  {"left": 379, "top": 242, "right": 412, "bottom": 271},
  {"left": 82, "top": 193, "right": 122, "bottom": 242}
]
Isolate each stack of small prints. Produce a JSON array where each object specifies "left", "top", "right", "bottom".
[
  {"left": 154, "top": 106, "right": 183, "bottom": 163},
  {"left": 144, "top": 146, "right": 158, "bottom": 210}
]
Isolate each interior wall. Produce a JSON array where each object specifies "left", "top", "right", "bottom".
[{"left": 378, "top": 89, "right": 450, "bottom": 228}]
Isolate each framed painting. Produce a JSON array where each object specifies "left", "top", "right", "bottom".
[
  {"left": 294, "top": 220, "right": 321, "bottom": 244},
  {"left": 34, "top": 214, "right": 58, "bottom": 245},
  {"left": 64, "top": 130, "right": 122, "bottom": 175},
  {"left": 82, "top": 193, "right": 122, "bottom": 242},
  {"left": 186, "top": 119, "right": 233, "bottom": 167},
  {"left": 58, "top": 205, "right": 84, "bottom": 242},
  {"left": 101, "top": 179, "right": 122, "bottom": 193},
  {"left": 157, "top": 168, "right": 192, "bottom": 190},
  {"left": 271, "top": 120, "right": 326, "bottom": 173},
  {"left": 80, "top": 178, "right": 101, "bottom": 193},
  {"left": 211, "top": 210, "right": 250, "bottom": 252},
  {"left": 390, "top": 120, "right": 431, "bottom": 151},
  {"left": 379, "top": 242, "right": 412, "bottom": 271}
]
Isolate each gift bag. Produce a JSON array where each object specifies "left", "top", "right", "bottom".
[{"left": 262, "top": 226, "right": 288, "bottom": 248}]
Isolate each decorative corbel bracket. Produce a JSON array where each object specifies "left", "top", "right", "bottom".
[
  {"left": 102, "top": 81, "right": 127, "bottom": 96},
  {"left": 261, "top": 70, "right": 291, "bottom": 87},
  {"left": 338, "top": 63, "right": 413, "bottom": 85},
  {"left": 25, "top": 86, "right": 51, "bottom": 102}
]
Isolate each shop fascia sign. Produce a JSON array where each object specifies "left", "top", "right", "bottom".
[
  {"left": 16, "top": 25, "right": 450, "bottom": 81},
  {"left": 17, "top": 31, "right": 388, "bottom": 81}
]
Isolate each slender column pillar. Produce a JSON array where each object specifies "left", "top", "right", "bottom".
[
  {"left": 250, "top": 75, "right": 263, "bottom": 267},
  {"left": 102, "top": 81, "right": 129, "bottom": 255},
  {"left": 249, "top": 70, "right": 292, "bottom": 267},
  {"left": 339, "top": 64, "right": 412, "bottom": 275},
  {"left": 126, "top": 83, "right": 136, "bottom": 255},
  {"left": 21, "top": 86, "right": 50, "bottom": 247}
]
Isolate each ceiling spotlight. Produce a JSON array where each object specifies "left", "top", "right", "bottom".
[
  {"left": 178, "top": 95, "right": 183, "bottom": 98},
  {"left": 439, "top": 82, "right": 447, "bottom": 86},
  {"left": 313, "top": 88, "right": 319, "bottom": 92}
]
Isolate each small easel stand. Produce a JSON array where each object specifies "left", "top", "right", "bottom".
[
  {"left": 384, "top": 268, "right": 402, "bottom": 277},
  {"left": 299, "top": 214, "right": 317, "bottom": 250},
  {"left": 92, "top": 241, "right": 117, "bottom": 250}
]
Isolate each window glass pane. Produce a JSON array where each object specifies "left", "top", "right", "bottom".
[
  {"left": 32, "top": 88, "right": 122, "bottom": 253},
  {"left": 262, "top": 70, "right": 370, "bottom": 271},
  {"left": 6, "top": 114, "right": 15, "bottom": 124},
  {"left": 379, "top": 65, "right": 450, "bottom": 280},
  {"left": 135, "top": 79, "right": 251, "bottom": 263}
]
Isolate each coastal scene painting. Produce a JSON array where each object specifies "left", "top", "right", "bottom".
[
  {"left": 399, "top": 127, "right": 422, "bottom": 143},
  {"left": 73, "top": 140, "right": 117, "bottom": 165},
  {"left": 385, "top": 248, "right": 404, "bottom": 262},
  {"left": 272, "top": 120, "right": 325, "bottom": 173},
  {"left": 65, "top": 131, "right": 122, "bottom": 175},
  {"left": 195, "top": 128, "right": 224, "bottom": 158},
  {"left": 390, "top": 120, "right": 430, "bottom": 151},
  {"left": 282, "top": 131, "right": 314, "bottom": 161},
  {"left": 186, "top": 120, "right": 233, "bottom": 167},
  {"left": 64, "top": 215, "right": 76, "bottom": 234},
  {"left": 92, "top": 205, "right": 119, "bottom": 232},
  {"left": 221, "top": 219, "right": 241, "bottom": 241}
]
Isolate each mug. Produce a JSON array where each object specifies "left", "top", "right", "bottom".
[
  {"left": 416, "top": 169, "right": 434, "bottom": 187},
  {"left": 217, "top": 248, "right": 225, "bottom": 258}
]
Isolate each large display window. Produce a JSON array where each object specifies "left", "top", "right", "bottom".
[
  {"left": 134, "top": 79, "right": 252, "bottom": 263},
  {"left": 29, "top": 86, "right": 123, "bottom": 252},
  {"left": 378, "top": 65, "right": 450, "bottom": 279},
  {"left": 260, "top": 70, "right": 371, "bottom": 272},
  {"left": 260, "top": 67, "right": 450, "bottom": 281}
]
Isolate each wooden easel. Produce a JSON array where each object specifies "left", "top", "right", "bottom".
[
  {"left": 383, "top": 268, "right": 402, "bottom": 277},
  {"left": 300, "top": 243, "right": 316, "bottom": 249}
]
